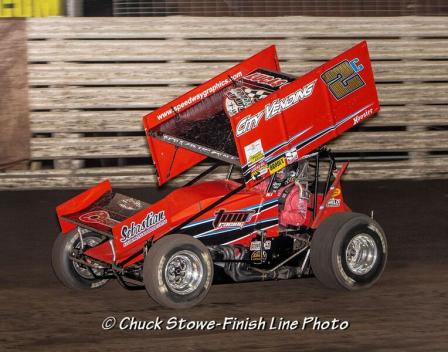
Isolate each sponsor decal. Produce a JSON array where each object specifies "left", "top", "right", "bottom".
[
  {"left": 120, "top": 210, "right": 167, "bottom": 247},
  {"left": 160, "top": 134, "right": 239, "bottom": 164},
  {"left": 244, "top": 139, "right": 265, "bottom": 164},
  {"left": 79, "top": 210, "right": 119, "bottom": 228},
  {"left": 268, "top": 157, "right": 286, "bottom": 175},
  {"left": 213, "top": 209, "right": 256, "bottom": 229},
  {"left": 330, "top": 188, "right": 341, "bottom": 198},
  {"left": 250, "top": 161, "right": 269, "bottom": 180},
  {"left": 224, "top": 87, "right": 254, "bottom": 117},
  {"left": 236, "top": 111, "right": 264, "bottom": 137},
  {"left": 250, "top": 240, "right": 272, "bottom": 251},
  {"left": 321, "top": 58, "right": 365, "bottom": 100},
  {"left": 155, "top": 72, "right": 243, "bottom": 121},
  {"left": 118, "top": 198, "right": 143, "bottom": 211},
  {"left": 327, "top": 198, "right": 341, "bottom": 207},
  {"left": 265, "top": 80, "right": 317, "bottom": 120},
  {"left": 235, "top": 80, "right": 317, "bottom": 136},
  {"left": 251, "top": 250, "right": 267, "bottom": 262},
  {"left": 224, "top": 86, "right": 271, "bottom": 118},
  {"left": 352, "top": 107, "right": 374, "bottom": 126},
  {"left": 244, "top": 72, "right": 289, "bottom": 88},
  {"left": 285, "top": 147, "right": 299, "bottom": 164},
  {"left": 349, "top": 58, "right": 364, "bottom": 73}
]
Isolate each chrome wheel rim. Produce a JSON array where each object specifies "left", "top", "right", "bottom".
[
  {"left": 345, "top": 233, "right": 378, "bottom": 275},
  {"left": 72, "top": 235, "right": 103, "bottom": 279},
  {"left": 164, "top": 250, "right": 203, "bottom": 295}
]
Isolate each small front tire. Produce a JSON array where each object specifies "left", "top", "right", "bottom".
[
  {"left": 310, "top": 212, "right": 387, "bottom": 290},
  {"left": 52, "top": 229, "right": 109, "bottom": 290}
]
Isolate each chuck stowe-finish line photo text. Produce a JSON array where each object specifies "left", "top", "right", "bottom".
[{"left": 101, "top": 316, "right": 350, "bottom": 332}]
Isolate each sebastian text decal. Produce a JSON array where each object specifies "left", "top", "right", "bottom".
[{"left": 120, "top": 210, "right": 167, "bottom": 247}]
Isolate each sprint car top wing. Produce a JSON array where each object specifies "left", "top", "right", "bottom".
[
  {"left": 143, "top": 41, "right": 379, "bottom": 187},
  {"left": 234, "top": 41, "right": 379, "bottom": 187},
  {"left": 143, "top": 46, "right": 281, "bottom": 185}
]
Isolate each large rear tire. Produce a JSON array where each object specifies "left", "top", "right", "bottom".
[
  {"left": 52, "top": 229, "right": 109, "bottom": 290},
  {"left": 310, "top": 212, "right": 387, "bottom": 290},
  {"left": 143, "top": 234, "right": 213, "bottom": 309}
]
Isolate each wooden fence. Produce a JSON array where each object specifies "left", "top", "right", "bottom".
[{"left": 1, "top": 16, "right": 447, "bottom": 189}]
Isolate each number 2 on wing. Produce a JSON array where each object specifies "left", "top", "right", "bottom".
[{"left": 321, "top": 59, "right": 365, "bottom": 100}]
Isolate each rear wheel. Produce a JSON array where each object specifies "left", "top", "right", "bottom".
[
  {"left": 52, "top": 229, "right": 109, "bottom": 290},
  {"left": 143, "top": 234, "right": 213, "bottom": 309},
  {"left": 310, "top": 212, "right": 387, "bottom": 290}
]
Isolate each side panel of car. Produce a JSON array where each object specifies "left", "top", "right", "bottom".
[
  {"left": 181, "top": 194, "right": 280, "bottom": 246},
  {"left": 77, "top": 180, "right": 276, "bottom": 265},
  {"left": 311, "top": 162, "right": 351, "bottom": 229}
]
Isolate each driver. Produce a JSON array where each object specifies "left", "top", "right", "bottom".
[
  {"left": 272, "top": 165, "right": 296, "bottom": 191},
  {"left": 275, "top": 162, "right": 311, "bottom": 228}
]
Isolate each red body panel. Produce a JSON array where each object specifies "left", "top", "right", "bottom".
[
  {"left": 58, "top": 164, "right": 349, "bottom": 267},
  {"left": 78, "top": 179, "right": 280, "bottom": 266}
]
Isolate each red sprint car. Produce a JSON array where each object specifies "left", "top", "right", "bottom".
[{"left": 52, "top": 41, "right": 388, "bottom": 308}]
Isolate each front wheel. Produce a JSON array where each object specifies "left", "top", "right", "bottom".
[
  {"left": 310, "top": 212, "right": 387, "bottom": 290},
  {"left": 52, "top": 228, "right": 109, "bottom": 290},
  {"left": 143, "top": 234, "right": 214, "bottom": 309}
]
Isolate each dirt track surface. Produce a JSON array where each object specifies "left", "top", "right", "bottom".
[{"left": 1, "top": 180, "right": 447, "bottom": 351}]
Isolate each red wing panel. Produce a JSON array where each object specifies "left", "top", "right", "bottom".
[
  {"left": 143, "top": 46, "right": 281, "bottom": 186},
  {"left": 148, "top": 138, "right": 207, "bottom": 183},
  {"left": 232, "top": 41, "right": 380, "bottom": 187},
  {"left": 56, "top": 180, "right": 112, "bottom": 233},
  {"left": 59, "top": 191, "right": 150, "bottom": 236}
]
